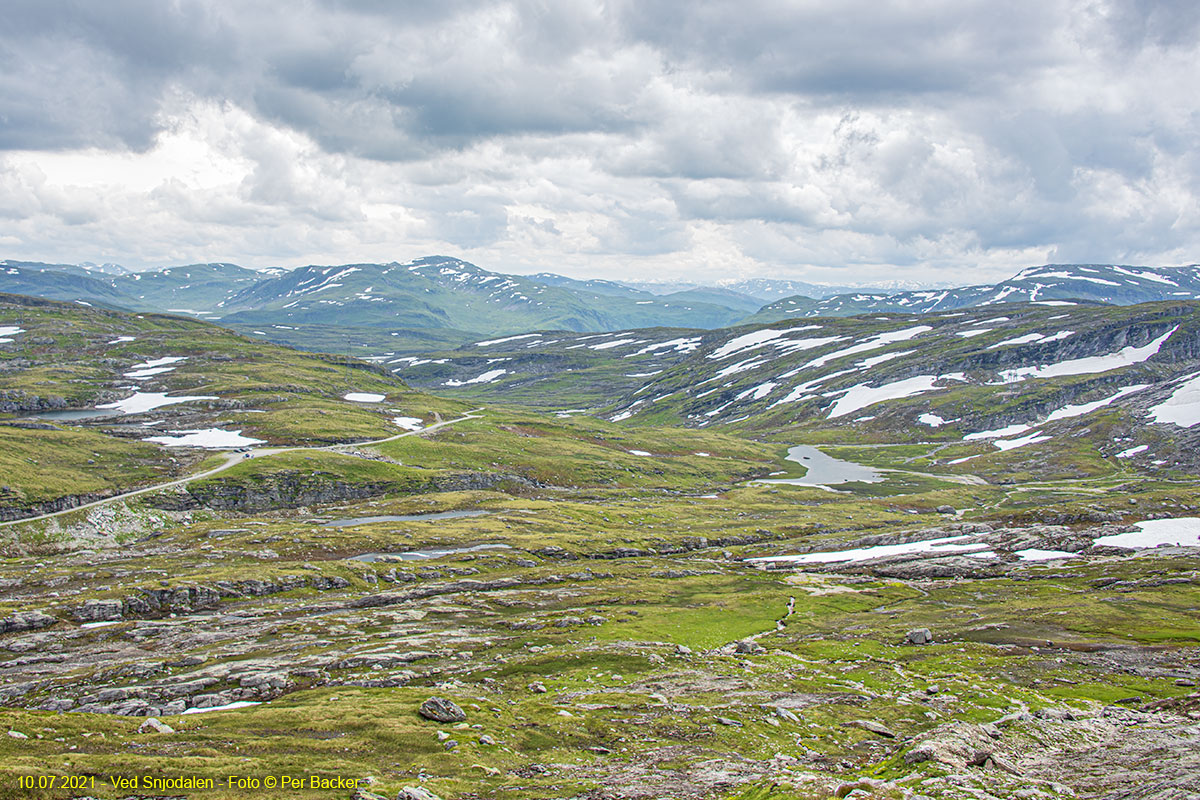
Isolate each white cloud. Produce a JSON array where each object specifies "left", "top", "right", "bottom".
[{"left": 0, "top": 0, "right": 1197, "bottom": 283}]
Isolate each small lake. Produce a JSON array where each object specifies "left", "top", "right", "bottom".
[
  {"left": 754, "top": 445, "right": 882, "bottom": 489},
  {"left": 348, "top": 543, "right": 512, "bottom": 562},
  {"left": 322, "top": 510, "right": 490, "bottom": 527},
  {"left": 25, "top": 409, "right": 114, "bottom": 421}
]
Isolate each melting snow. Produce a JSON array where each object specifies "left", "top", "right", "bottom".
[
  {"left": 956, "top": 328, "right": 991, "bottom": 338},
  {"left": 1043, "top": 385, "right": 1148, "bottom": 422},
  {"left": 0, "top": 326, "right": 26, "bottom": 338},
  {"left": 748, "top": 534, "right": 990, "bottom": 564},
  {"left": 1092, "top": 518, "right": 1200, "bottom": 549},
  {"left": 344, "top": 392, "right": 386, "bottom": 402},
  {"left": 183, "top": 701, "right": 263, "bottom": 714},
  {"left": 708, "top": 329, "right": 792, "bottom": 360},
  {"left": 736, "top": 382, "right": 778, "bottom": 401},
  {"left": 392, "top": 416, "right": 423, "bottom": 431},
  {"left": 918, "top": 413, "right": 946, "bottom": 427},
  {"left": 997, "top": 327, "right": 1176, "bottom": 382},
  {"left": 444, "top": 369, "right": 507, "bottom": 387},
  {"left": 473, "top": 333, "right": 540, "bottom": 347},
  {"left": 631, "top": 337, "right": 702, "bottom": 355},
  {"left": 714, "top": 358, "right": 767, "bottom": 378},
  {"left": 590, "top": 338, "right": 639, "bottom": 350},
  {"left": 803, "top": 326, "right": 931, "bottom": 371},
  {"left": 1116, "top": 444, "right": 1149, "bottom": 458},
  {"left": 144, "top": 429, "right": 265, "bottom": 448},
  {"left": 1149, "top": 373, "right": 1200, "bottom": 427},
  {"left": 989, "top": 330, "right": 1075, "bottom": 349},
  {"left": 993, "top": 432, "right": 1051, "bottom": 451},
  {"left": 965, "top": 423, "right": 1033, "bottom": 440},
  {"left": 628, "top": 450, "right": 652, "bottom": 456},
  {"left": 97, "top": 391, "right": 217, "bottom": 414},
  {"left": 827, "top": 373, "right": 964, "bottom": 419},
  {"left": 107, "top": 336, "right": 136, "bottom": 344},
  {"left": 1014, "top": 549, "right": 1076, "bottom": 561}
]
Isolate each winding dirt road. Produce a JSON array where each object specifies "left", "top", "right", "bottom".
[{"left": 0, "top": 408, "right": 484, "bottom": 528}]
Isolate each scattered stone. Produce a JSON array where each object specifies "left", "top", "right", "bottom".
[
  {"left": 418, "top": 697, "right": 466, "bottom": 723},
  {"left": 675, "top": 645, "right": 692, "bottom": 656},
  {"left": 443, "top": 739, "right": 457, "bottom": 750},
  {"left": 936, "top": 505, "right": 955, "bottom": 514},
  {"left": 478, "top": 734, "right": 496, "bottom": 745},
  {"left": 845, "top": 719, "right": 897, "bottom": 738},
  {"left": 528, "top": 682, "right": 547, "bottom": 693},
  {"left": 7, "top": 730, "right": 28, "bottom": 739},
  {"left": 904, "top": 628, "right": 933, "bottom": 645},
  {"left": 397, "top": 788, "right": 442, "bottom": 800},
  {"left": 775, "top": 707, "right": 800, "bottom": 723},
  {"left": 716, "top": 716, "right": 742, "bottom": 727},
  {"left": 734, "top": 639, "right": 764, "bottom": 655},
  {"left": 137, "top": 717, "right": 174, "bottom": 734},
  {"left": 351, "top": 789, "right": 389, "bottom": 800},
  {"left": 835, "top": 778, "right": 890, "bottom": 798}
]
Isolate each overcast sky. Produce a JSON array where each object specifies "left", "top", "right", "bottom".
[{"left": 1, "top": 1, "right": 1197, "bottom": 284}]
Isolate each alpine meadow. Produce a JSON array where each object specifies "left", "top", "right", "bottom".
[{"left": 2, "top": 3, "right": 1200, "bottom": 800}]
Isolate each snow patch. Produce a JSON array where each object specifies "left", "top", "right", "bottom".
[
  {"left": 1149, "top": 373, "right": 1200, "bottom": 427},
  {"left": 997, "top": 327, "right": 1176, "bottom": 383},
  {"left": 473, "top": 333, "right": 540, "bottom": 347},
  {"left": 444, "top": 369, "right": 507, "bottom": 387},
  {"left": 748, "top": 534, "right": 989, "bottom": 564},
  {"left": 1093, "top": 518, "right": 1200, "bottom": 549},
  {"left": 827, "top": 373, "right": 964, "bottom": 419},
  {"left": 98, "top": 391, "right": 217, "bottom": 415},
  {"left": 144, "top": 429, "right": 265, "bottom": 448}
]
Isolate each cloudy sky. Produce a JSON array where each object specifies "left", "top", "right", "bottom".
[{"left": 1, "top": 1, "right": 1197, "bottom": 284}]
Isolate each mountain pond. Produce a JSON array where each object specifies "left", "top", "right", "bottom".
[{"left": 754, "top": 444, "right": 883, "bottom": 489}]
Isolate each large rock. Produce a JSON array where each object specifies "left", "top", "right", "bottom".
[
  {"left": 418, "top": 697, "right": 466, "bottom": 723},
  {"left": 904, "top": 722, "right": 1000, "bottom": 768},
  {"left": 904, "top": 628, "right": 933, "bottom": 645},
  {"left": 138, "top": 717, "right": 174, "bottom": 734},
  {"left": 397, "top": 787, "right": 442, "bottom": 800}
]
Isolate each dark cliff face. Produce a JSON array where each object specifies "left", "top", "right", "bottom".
[{"left": 165, "top": 469, "right": 535, "bottom": 513}]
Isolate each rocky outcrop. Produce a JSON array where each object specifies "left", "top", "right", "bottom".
[
  {"left": 165, "top": 470, "right": 535, "bottom": 513},
  {"left": 71, "top": 599, "right": 123, "bottom": 623},
  {"left": 0, "top": 610, "right": 56, "bottom": 634},
  {"left": 0, "top": 490, "right": 108, "bottom": 522}
]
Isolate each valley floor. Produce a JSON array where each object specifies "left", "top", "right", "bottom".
[{"left": 0, "top": 409, "right": 1198, "bottom": 800}]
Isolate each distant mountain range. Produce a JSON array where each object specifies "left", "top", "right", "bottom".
[
  {"left": 2, "top": 258, "right": 1199, "bottom": 348},
  {"left": 621, "top": 277, "right": 951, "bottom": 300},
  {"left": 745, "top": 264, "right": 1200, "bottom": 322}
]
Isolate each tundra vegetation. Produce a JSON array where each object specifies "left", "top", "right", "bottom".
[{"left": 0, "top": 293, "right": 1197, "bottom": 800}]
